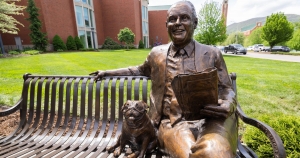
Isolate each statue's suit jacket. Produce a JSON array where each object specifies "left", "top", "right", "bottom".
[{"left": 129, "top": 41, "right": 236, "bottom": 126}]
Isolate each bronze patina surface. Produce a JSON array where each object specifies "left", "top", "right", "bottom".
[{"left": 90, "top": 1, "right": 238, "bottom": 157}]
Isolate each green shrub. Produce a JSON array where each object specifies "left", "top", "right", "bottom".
[
  {"left": 13, "top": 49, "right": 22, "bottom": 53},
  {"left": 138, "top": 40, "right": 144, "bottom": 49},
  {"left": 87, "top": 48, "right": 95, "bottom": 51},
  {"left": 79, "top": 48, "right": 87, "bottom": 51},
  {"left": 0, "top": 54, "right": 3, "bottom": 58},
  {"left": 8, "top": 50, "right": 20, "bottom": 55},
  {"left": 23, "top": 47, "right": 33, "bottom": 51},
  {"left": 57, "top": 49, "right": 64, "bottom": 52},
  {"left": 127, "top": 43, "right": 136, "bottom": 49},
  {"left": 243, "top": 113, "right": 300, "bottom": 158},
  {"left": 23, "top": 50, "right": 40, "bottom": 55},
  {"left": 102, "top": 37, "right": 122, "bottom": 49},
  {"left": 52, "top": 35, "right": 67, "bottom": 51},
  {"left": 74, "top": 36, "right": 84, "bottom": 50},
  {"left": 66, "top": 36, "right": 77, "bottom": 50}
]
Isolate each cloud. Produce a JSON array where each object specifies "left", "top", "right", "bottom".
[{"left": 227, "top": 0, "right": 300, "bottom": 24}]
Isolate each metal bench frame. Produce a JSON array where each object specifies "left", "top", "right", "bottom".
[{"left": 0, "top": 73, "right": 286, "bottom": 158}]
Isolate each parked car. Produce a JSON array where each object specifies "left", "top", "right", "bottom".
[
  {"left": 253, "top": 44, "right": 264, "bottom": 52},
  {"left": 263, "top": 46, "right": 270, "bottom": 52},
  {"left": 265, "top": 46, "right": 290, "bottom": 52},
  {"left": 246, "top": 46, "right": 254, "bottom": 51},
  {"left": 224, "top": 44, "right": 247, "bottom": 55}
]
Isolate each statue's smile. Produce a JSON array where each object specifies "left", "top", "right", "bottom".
[{"left": 173, "top": 29, "right": 185, "bottom": 34}]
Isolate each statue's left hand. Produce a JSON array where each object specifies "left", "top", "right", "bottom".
[{"left": 200, "top": 99, "right": 234, "bottom": 119}]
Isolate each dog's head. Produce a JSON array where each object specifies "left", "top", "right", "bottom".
[{"left": 122, "top": 100, "right": 148, "bottom": 122}]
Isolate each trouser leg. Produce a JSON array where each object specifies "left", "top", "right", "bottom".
[
  {"left": 190, "top": 114, "right": 238, "bottom": 158},
  {"left": 158, "top": 119, "right": 197, "bottom": 158}
]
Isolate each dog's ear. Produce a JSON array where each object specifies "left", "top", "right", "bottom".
[
  {"left": 122, "top": 100, "right": 130, "bottom": 111},
  {"left": 141, "top": 100, "right": 149, "bottom": 111}
]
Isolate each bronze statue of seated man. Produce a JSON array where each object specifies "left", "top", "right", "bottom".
[{"left": 91, "top": 1, "right": 238, "bottom": 157}]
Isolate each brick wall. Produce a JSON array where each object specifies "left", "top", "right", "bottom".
[
  {"left": 100, "top": 0, "right": 142, "bottom": 46},
  {"left": 1, "top": 0, "right": 155, "bottom": 49},
  {"left": 149, "top": 10, "right": 169, "bottom": 47},
  {"left": 40, "top": 0, "right": 77, "bottom": 43},
  {"left": 93, "top": 0, "right": 105, "bottom": 45},
  {"left": 2, "top": 0, "right": 77, "bottom": 46}
]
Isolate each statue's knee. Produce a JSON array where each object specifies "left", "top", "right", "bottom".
[{"left": 190, "top": 134, "right": 234, "bottom": 158}]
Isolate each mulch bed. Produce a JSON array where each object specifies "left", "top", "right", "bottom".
[{"left": 0, "top": 110, "right": 20, "bottom": 136}]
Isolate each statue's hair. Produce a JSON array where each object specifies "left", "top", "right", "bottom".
[{"left": 168, "top": 1, "right": 197, "bottom": 20}]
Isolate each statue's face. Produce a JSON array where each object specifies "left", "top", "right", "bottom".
[{"left": 166, "top": 2, "right": 197, "bottom": 47}]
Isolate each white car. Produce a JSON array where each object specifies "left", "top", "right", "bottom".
[
  {"left": 253, "top": 44, "right": 264, "bottom": 52},
  {"left": 247, "top": 46, "right": 254, "bottom": 51}
]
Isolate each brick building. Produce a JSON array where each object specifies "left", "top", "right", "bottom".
[
  {"left": 1, "top": 0, "right": 171, "bottom": 51},
  {"left": 148, "top": 5, "right": 170, "bottom": 47},
  {"left": 242, "top": 22, "right": 263, "bottom": 36}
]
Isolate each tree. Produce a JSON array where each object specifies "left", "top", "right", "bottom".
[
  {"left": 194, "top": 0, "right": 226, "bottom": 45},
  {"left": 0, "top": 0, "right": 25, "bottom": 34},
  {"left": 287, "top": 29, "right": 300, "bottom": 51},
  {"left": 74, "top": 36, "right": 84, "bottom": 50},
  {"left": 294, "top": 21, "right": 300, "bottom": 30},
  {"left": 138, "top": 40, "right": 144, "bottom": 49},
  {"left": 102, "top": 37, "right": 122, "bottom": 49},
  {"left": 223, "top": 32, "right": 245, "bottom": 46},
  {"left": 117, "top": 27, "right": 135, "bottom": 50},
  {"left": 52, "top": 35, "right": 66, "bottom": 51},
  {"left": 247, "top": 27, "right": 264, "bottom": 46},
  {"left": 26, "top": 0, "right": 48, "bottom": 51},
  {"left": 261, "top": 12, "right": 294, "bottom": 50},
  {"left": 66, "top": 36, "right": 77, "bottom": 50}
]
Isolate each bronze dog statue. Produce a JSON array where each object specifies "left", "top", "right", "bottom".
[{"left": 106, "top": 100, "right": 157, "bottom": 158}]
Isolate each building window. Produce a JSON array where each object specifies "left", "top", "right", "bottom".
[
  {"left": 89, "top": 10, "right": 93, "bottom": 27},
  {"left": 86, "top": 31, "right": 92, "bottom": 48},
  {"left": 83, "top": 7, "right": 89, "bottom": 27},
  {"left": 75, "top": 6, "right": 84, "bottom": 27},
  {"left": 146, "top": 7, "right": 148, "bottom": 19},
  {"left": 74, "top": 0, "right": 97, "bottom": 48},
  {"left": 78, "top": 30, "right": 86, "bottom": 48},
  {"left": 141, "top": 4, "right": 149, "bottom": 48}
]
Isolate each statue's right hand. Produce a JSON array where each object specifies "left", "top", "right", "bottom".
[{"left": 89, "top": 70, "right": 106, "bottom": 80}]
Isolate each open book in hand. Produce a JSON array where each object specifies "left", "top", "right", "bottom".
[{"left": 171, "top": 67, "right": 218, "bottom": 120}]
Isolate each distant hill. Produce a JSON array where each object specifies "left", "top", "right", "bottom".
[{"left": 226, "top": 14, "right": 300, "bottom": 34}]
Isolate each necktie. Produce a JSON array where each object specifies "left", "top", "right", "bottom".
[{"left": 178, "top": 49, "right": 186, "bottom": 56}]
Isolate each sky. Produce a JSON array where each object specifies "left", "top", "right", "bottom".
[{"left": 148, "top": 0, "right": 300, "bottom": 26}]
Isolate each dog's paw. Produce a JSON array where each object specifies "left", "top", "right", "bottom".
[
  {"left": 113, "top": 148, "right": 122, "bottom": 157},
  {"left": 106, "top": 146, "right": 115, "bottom": 153},
  {"left": 127, "top": 153, "right": 137, "bottom": 158}
]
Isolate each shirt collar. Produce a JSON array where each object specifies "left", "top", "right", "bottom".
[{"left": 170, "top": 40, "right": 195, "bottom": 57}]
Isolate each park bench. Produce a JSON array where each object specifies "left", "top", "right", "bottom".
[{"left": 0, "top": 73, "right": 286, "bottom": 158}]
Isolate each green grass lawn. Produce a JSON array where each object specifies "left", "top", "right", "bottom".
[{"left": 0, "top": 49, "right": 299, "bottom": 119}]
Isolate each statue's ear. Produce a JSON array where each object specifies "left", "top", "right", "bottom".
[
  {"left": 142, "top": 100, "right": 149, "bottom": 111},
  {"left": 194, "top": 18, "right": 198, "bottom": 29}
]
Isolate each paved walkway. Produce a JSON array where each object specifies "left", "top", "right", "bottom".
[{"left": 223, "top": 52, "right": 300, "bottom": 63}]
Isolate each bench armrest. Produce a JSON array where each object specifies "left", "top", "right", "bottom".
[
  {"left": 237, "top": 103, "right": 286, "bottom": 158},
  {"left": 0, "top": 99, "right": 22, "bottom": 117}
]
